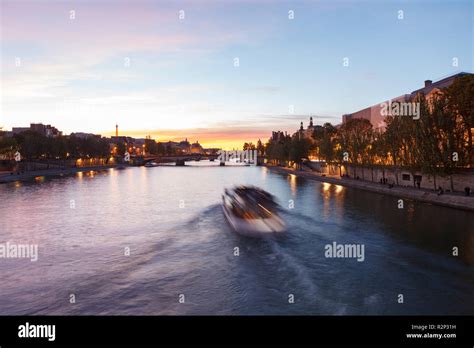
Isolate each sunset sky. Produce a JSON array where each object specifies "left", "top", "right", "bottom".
[{"left": 0, "top": 0, "right": 472, "bottom": 149}]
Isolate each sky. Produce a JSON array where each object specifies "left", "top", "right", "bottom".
[{"left": 0, "top": 0, "right": 472, "bottom": 149}]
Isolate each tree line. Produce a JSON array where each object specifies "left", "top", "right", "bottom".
[{"left": 0, "top": 131, "right": 110, "bottom": 160}]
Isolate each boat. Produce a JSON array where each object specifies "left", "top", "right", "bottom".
[
  {"left": 144, "top": 162, "right": 159, "bottom": 167},
  {"left": 222, "top": 186, "right": 286, "bottom": 237}
]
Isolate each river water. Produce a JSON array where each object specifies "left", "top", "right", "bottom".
[{"left": 0, "top": 163, "right": 473, "bottom": 315}]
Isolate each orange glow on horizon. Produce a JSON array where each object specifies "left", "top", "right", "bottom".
[{"left": 102, "top": 128, "right": 270, "bottom": 150}]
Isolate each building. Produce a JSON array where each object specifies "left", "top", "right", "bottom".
[
  {"left": 302, "top": 117, "right": 316, "bottom": 139},
  {"left": 11, "top": 127, "right": 30, "bottom": 135},
  {"left": 294, "top": 117, "right": 316, "bottom": 140},
  {"left": 270, "top": 118, "right": 314, "bottom": 145},
  {"left": 203, "top": 148, "right": 220, "bottom": 155},
  {"left": 133, "top": 138, "right": 146, "bottom": 146},
  {"left": 31, "top": 123, "right": 62, "bottom": 137},
  {"left": 271, "top": 131, "right": 287, "bottom": 142},
  {"left": 162, "top": 141, "right": 179, "bottom": 148},
  {"left": 110, "top": 136, "right": 135, "bottom": 144},
  {"left": 342, "top": 94, "right": 409, "bottom": 132},
  {"left": 341, "top": 72, "right": 472, "bottom": 132},
  {"left": 12, "top": 123, "right": 62, "bottom": 137},
  {"left": 158, "top": 139, "right": 204, "bottom": 154},
  {"left": 0, "top": 130, "right": 13, "bottom": 137},
  {"left": 190, "top": 141, "right": 203, "bottom": 154},
  {"left": 70, "top": 132, "right": 101, "bottom": 139},
  {"left": 410, "top": 72, "right": 471, "bottom": 98},
  {"left": 176, "top": 139, "right": 191, "bottom": 154}
]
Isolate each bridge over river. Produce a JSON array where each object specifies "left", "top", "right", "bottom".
[{"left": 139, "top": 154, "right": 219, "bottom": 166}]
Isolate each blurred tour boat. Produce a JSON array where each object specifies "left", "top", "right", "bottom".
[{"left": 222, "top": 186, "right": 286, "bottom": 237}]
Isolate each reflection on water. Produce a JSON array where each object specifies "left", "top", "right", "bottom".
[
  {"left": 0, "top": 164, "right": 473, "bottom": 315},
  {"left": 288, "top": 174, "right": 297, "bottom": 196}
]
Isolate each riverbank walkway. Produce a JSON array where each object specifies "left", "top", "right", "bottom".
[
  {"left": 0, "top": 164, "right": 127, "bottom": 184},
  {"left": 267, "top": 165, "right": 474, "bottom": 212}
]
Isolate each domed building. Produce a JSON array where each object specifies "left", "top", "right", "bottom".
[
  {"left": 190, "top": 140, "right": 203, "bottom": 154},
  {"left": 176, "top": 138, "right": 191, "bottom": 154}
]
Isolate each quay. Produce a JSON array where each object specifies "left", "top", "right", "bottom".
[{"left": 267, "top": 165, "right": 474, "bottom": 212}]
